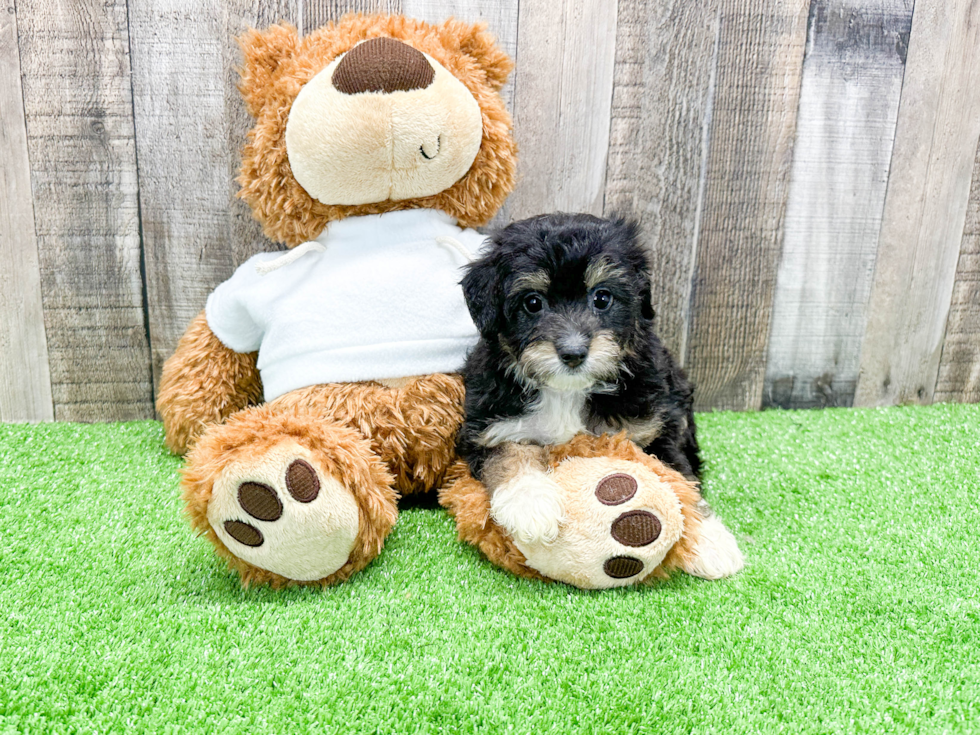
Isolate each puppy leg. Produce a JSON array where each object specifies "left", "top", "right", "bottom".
[
  {"left": 483, "top": 443, "right": 566, "bottom": 545},
  {"left": 679, "top": 500, "right": 745, "bottom": 579}
]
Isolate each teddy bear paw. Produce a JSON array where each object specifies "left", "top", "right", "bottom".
[
  {"left": 513, "top": 458, "right": 687, "bottom": 589},
  {"left": 207, "top": 442, "right": 361, "bottom": 581}
]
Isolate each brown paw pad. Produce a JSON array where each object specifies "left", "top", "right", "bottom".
[
  {"left": 286, "top": 459, "right": 320, "bottom": 503},
  {"left": 595, "top": 473, "right": 638, "bottom": 505},
  {"left": 604, "top": 556, "right": 644, "bottom": 579},
  {"left": 611, "top": 510, "right": 662, "bottom": 547},
  {"left": 224, "top": 520, "right": 263, "bottom": 547},
  {"left": 238, "top": 482, "right": 282, "bottom": 521}
]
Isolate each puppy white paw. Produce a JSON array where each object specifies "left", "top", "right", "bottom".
[
  {"left": 490, "top": 471, "right": 566, "bottom": 545},
  {"left": 683, "top": 513, "right": 745, "bottom": 580}
]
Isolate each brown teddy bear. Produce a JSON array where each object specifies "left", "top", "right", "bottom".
[
  {"left": 158, "top": 13, "right": 739, "bottom": 590},
  {"left": 158, "top": 14, "right": 517, "bottom": 587}
]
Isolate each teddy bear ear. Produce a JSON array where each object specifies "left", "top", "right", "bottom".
[
  {"left": 238, "top": 24, "right": 301, "bottom": 117},
  {"left": 451, "top": 20, "right": 514, "bottom": 91}
]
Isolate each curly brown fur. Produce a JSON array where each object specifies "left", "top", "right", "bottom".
[
  {"left": 157, "top": 311, "right": 263, "bottom": 455},
  {"left": 438, "top": 460, "right": 548, "bottom": 583},
  {"left": 237, "top": 14, "right": 517, "bottom": 246},
  {"left": 270, "top": 374, "right": 465, "bottom": 495},
  {"left": 182, "top": 402, "right": 398, "bottom": 589},
  {"left": 439, "top": 432, "right": 702, "bottom": 583}
]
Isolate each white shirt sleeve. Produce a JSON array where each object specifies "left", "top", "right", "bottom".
[{"left": 204, "top": 254, "right": 275, "bottom": 354}]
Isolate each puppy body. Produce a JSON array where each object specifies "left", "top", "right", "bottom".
[{"left": 458, "top": 213, "right": 702, "bottom": 546}]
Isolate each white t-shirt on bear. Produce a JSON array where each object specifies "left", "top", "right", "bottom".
[{"left": 205, "top": 208, "right": 487, "bottom": 402}]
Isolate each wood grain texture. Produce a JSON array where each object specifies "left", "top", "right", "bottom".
[
  {"left": 304, "top": 0, "right": 402, "bottom": 31},
  {"left": 129, "top": 0, "right": 297, "bottom": 403},
  {"left": 403, "top": 0, "right": 518, "bottom": 109},
  {"left": 506, "top": 0, "right": 619, "bottom": 220},
  {"left": 17, "top": 0, "right": 152, "bottom": 421},
  {"left": 684, "top": 0, "right": 810, "bottom": 412},
  {"left": 854, "top": 0, "right": 980, "bottom": 407},
  {"left": 603, "top": 0, "right": 719, "bottom": 361},
  {"left": 935, "top": 141, "right": 980, "bottom": 403},
  {"left": 0, "top": 8, "right": 52, "bottom": 422},
  {"left": 763, "top": 0, "right": 912, "bottom": 409}
]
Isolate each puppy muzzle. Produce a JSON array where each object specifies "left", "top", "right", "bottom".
[{"left": 518, "top": 332, "right": 622, "bottom": 390}]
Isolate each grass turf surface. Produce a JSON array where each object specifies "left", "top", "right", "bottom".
[{"left": 0, "top": 405, "right": 978, "bottom": 734}]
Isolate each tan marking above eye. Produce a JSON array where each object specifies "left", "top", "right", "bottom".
[
  {"left": 508, "top": 270, "right": 551, "bottom": 296},
  {"left": 584, "top": 259, "right": 629, "bottom": 290}
]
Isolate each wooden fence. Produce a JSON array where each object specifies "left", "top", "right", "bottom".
[{"left": 1, "top": 0, "right": 978, "bottom": 422}]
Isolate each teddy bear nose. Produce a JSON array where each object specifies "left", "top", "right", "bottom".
[{"left": 332, "top": 37, "right": 435, "bottom": 95}]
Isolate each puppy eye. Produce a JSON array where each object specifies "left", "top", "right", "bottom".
[
  {"left": 523, "top": 293, "right": 546, "bottom": 314},
  {"left": 592, "top": 289, "right": 613, "bottom": 311}
]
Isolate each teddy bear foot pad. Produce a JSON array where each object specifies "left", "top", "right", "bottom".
[
  {"left": 207, "top": 442, "right": 360, "bottom": 581},
  {"left": 513, "top": 457, "right": 686, "bottom": 589}
]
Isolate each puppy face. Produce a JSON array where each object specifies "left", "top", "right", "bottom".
[{"left": 463, "top": 213, "right": 656, "bottom": 391}]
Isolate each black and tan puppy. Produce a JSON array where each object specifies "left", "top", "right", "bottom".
[{"left": 457, "top": 213, "right": 742, "bottom": 577}]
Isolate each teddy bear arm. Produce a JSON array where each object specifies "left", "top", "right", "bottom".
[{"left": 157, "top": 310, "right": 263, "bottom": 455}]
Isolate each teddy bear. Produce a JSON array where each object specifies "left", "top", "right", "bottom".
[
  {"left": 158, "top": 13, "right": 741, "bottom": 590},
  {"left": 157, "top": 14, "right": 517, "bottom": 587}
]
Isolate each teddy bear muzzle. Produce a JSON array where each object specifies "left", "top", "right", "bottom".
[{"left": 284, "top": 40, "right": 483, "bottom": 206}]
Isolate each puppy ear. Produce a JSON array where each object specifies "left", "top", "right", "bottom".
[
  {"left": 461, "top": 253, "right": 503, "bottom": 336},
  {"left": 238, "top": 24, "right": 301, "bottom": 117}
]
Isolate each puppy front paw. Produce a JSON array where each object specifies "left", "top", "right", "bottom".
[{"left": 490, "top": 471, "right": 566, "bottom": 545}]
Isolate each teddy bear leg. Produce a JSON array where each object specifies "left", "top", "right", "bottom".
[
  {"left": 442, "top": 454, "right": 693, "bottom": 588},
  {"left": 442, "top": 434, "right": 745, "bottom": 589},
  {"left": 511, "top": 455, "right": 699, "bottom": 589},
  {"left": 182, "top": 403, "right": 397, "bottom": 587}
]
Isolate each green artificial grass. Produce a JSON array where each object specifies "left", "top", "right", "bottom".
[{"left": 1, "top": 405, "right": 978, "bottom": 734}]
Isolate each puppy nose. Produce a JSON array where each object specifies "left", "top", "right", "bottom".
[
  {"left": 332, "top": 37, "right": 435, "bottom": 95},
  {"left": 559, "top": 346, "right": 588, "bottom": 369}
]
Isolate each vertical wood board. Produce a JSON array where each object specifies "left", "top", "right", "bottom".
[
  {"left": 763, "top": 0, "right": 912, "bottom": 409},
  {"left": 129, "top": 0, "right": 298, "bottom": 402},
  {"left": 0, "top": 8, "right": 52, "bottom": 422},
  {"left": 17, "top": 0, "right": 152, "bottom": 421},
  {"left": 304, "top": 0, "right": 402, "bottom": 31},
  {"left": 935, "top": 141, "right": 980, "bottom": 403},
  {"left": 506, "top": 0, "right": 619, "bottom": 220},
  {"left": 604, "top": 0, "right": 720, "bottom": 361},
  {"left": 854, "top": 0, "right": 980, "bottom": 406},
  {"left": 402, "top": 0, "right": 519, "bottom": 110},
  {"left": 684, "top": 0, "right": 810, "bottom": 412}
]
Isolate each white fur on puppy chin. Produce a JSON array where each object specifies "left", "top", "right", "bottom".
[
  {"left": 490, "top": 470, "right": 566, "bottom": 545},
  {"left": 682, "top": 513, "right": 745, "bottom": 580}
]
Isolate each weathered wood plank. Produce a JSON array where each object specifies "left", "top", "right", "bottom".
[
  {"left": 403, "top": 0, "right": 518, "bottom": 111},
  {"left": 304, "top": 0, "right": 402, "bottom": 31},
  {"left": 0, "top": 9, "right": 52, "bottom": 422},
  {"left": 506, "top": 0, "right": 619, "bottom": 220},
  {"left": 763, "top": 0, "right": 913, "bottom": 409},
  {"left": 17, "top": 0, "right": 152, "bottom": 422},
  {"left": 684, "top": 0, "right": 810, "bottom": 412},
  {"left": 935, "top": 142, "right": 980, "bottom": 403},
  {"left": 129, "top": 0, "right": 298, "bottom": 402},
  {"left": 854, "top": 0, "right": 980, "bottom": 407},
  {"left": 603, "top": 0, "right": 719, "bottom": 360}
]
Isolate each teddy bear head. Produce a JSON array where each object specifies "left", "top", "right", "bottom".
[{"left": 237, "top": 14, "right": 518, "bottom": 246}]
